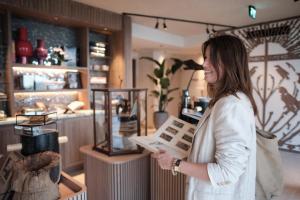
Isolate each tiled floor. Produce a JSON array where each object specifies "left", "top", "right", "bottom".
[
  {"left": 72, "top": 150, "right": 300, "bottom": 199},
  {"left": 280, "top": 151, "right": 300, "bottom": 200},
  {"left": 72, "top": 172, "right": 85, "bottom": 185}
]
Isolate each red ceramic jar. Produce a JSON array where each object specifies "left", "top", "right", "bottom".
[
  {"left": 15, "top": 27, "right": 33, "bottom": 64},
  {"left": 35, "top": 39, "right": 48, "bottom": 64}
]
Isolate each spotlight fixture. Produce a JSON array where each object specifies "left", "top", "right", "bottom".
[
  {"left": 206, "top": 25, "right": 210, "bottom": 34},
  {"left": 155, "top": 18, "right": 159, "bottom": 29},
  {"left": 212, "top": 25, "right": 217, "bottom": 33},
  {"left": 163, "top": 19, "right": 167, "bottom": 30},
  {"left": 123, "top": 12, "right": 236, "bottom": 34}
]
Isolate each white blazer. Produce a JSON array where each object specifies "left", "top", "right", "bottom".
[{"left": 185, "top": 92, "right": 256, "bottom": 200}]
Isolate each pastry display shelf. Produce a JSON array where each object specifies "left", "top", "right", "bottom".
[
  {"left": 14, "top": 112, "right": 58, "bottom": 136},
  {"left": 90, "top": 55, "right": 111, "bottom": 59},
  {"left": 14, "top": 89, "right": 87, "bottom": 93},
  {"left": 12, "top": 64, "right": 87, "bottom": 72}
]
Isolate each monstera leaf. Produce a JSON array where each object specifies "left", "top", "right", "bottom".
[
  {"left": 140, "top": 57, "right": 161, "bottom": 68},
  {"left": 167, "top": 87, "right": 179, "bottom": 94},
  {"left": 170, "top": 58, "right": 184, "bottom": 74},
  {"left": 140, "top": 56, "right": 196, "bottom": 112},
  {"left": 150, "top": 90, "right": 160, "bottom": 97},
  {"left": 147, "top": 74, "right": 158, "bottom": 85}
]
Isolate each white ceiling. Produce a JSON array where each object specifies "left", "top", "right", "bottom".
[{"left": 75, "top": 0, "right": 300, "bottom": 55}]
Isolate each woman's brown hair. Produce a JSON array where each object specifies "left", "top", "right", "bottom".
[{"left": 202, "top": 34, "right": 258, "bottom": 115}]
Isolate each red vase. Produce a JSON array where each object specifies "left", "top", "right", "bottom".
[
  {"left": 15, "top": 27, "right": 33, "bottom": 64},
  {"left": 35, "top": 39, "right": 48, "bottom": 64}
]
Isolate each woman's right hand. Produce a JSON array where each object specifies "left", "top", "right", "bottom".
[{"left": 152, "top": 149, "right": 174, "bottom": 170}]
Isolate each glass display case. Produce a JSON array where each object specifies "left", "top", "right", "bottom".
[
  {"left": 92, "top": 88, "right": 147, "bottom": 156},
  {"left": 14, "top": 112, "right": 58, "bottom": 136}
]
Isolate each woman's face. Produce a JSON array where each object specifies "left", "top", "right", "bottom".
[{"left": 203, "top": 46, "right": 223, "bottom": 84}]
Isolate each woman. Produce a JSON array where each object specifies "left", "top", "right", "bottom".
[{"left": 153, "top": 34, "right": 257, "bottom": 200}]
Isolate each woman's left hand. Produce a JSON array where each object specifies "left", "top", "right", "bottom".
[{"left": 152, "top": 149, "right": 174, "bottom": 170}]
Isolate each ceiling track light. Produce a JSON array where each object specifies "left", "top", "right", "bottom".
[
  {"left": 155, "top": 18, "right": 159, "bottom": 29},
  {"left": 212, "top": 25, "right": 217, "bottom": 33},
  {"left": 163, "top": 19, "right": 167, "bottom": 30},
  {"left": 123, "top": 13, "right": 235, "bottom": 34},
  {"left": 206, "top": 25, "right": 210, "bottom": 34},
  {"left": 123, "top": 13, "right": 236, "bottom": 29}
]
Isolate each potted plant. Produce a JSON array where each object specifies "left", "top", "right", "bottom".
[{"left": 140, "top": 57, "right": 183, "bottom": 129}]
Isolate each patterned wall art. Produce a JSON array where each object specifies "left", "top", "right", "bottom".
[{"left": 224, "top": 16, "right": 300, "bottom": 152}]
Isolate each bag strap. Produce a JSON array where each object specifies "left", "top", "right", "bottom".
[{"left": 256, "top": 128, "right": 276, "bottom": 139}]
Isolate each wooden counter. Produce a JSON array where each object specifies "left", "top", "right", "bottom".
[
  {"left": 80, "top": 145, "right": 150, "bottom": 200},
  {"left": 0, "top": 110, "right": 103, "bottom": 171}
]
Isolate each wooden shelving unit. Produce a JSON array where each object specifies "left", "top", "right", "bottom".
[
  {"left": 14, "top": 89, "right": 87, "bottom": 93},
  {"left": 12, "top": 64, "right": 88, "bottom": 72},
  {"left": 88, "top": 30, "right": 112, "bottom": 107},
  {"left": 0, "top": 0, "right": 132, "bottom": 116},
  {"left": 1, "top": 14, "right": 94, "bottom": 115}
]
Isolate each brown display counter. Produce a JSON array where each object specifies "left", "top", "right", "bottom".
[
  {"left": 80, "top": 145, "right": 150, "bottom": 200},
  {"left": 0, "top": 111, "right": 104, "bottom": 171}
]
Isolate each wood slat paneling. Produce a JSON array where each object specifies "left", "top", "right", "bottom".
[
  {"left": 60, "top": 116, "right": 94, "bottom": 170},
  {"left": 150, "top": 157, "right": 186, "bottom": 200},
  {"left": 0, "top": 124, "right": 19, "bottom": 167},
  {"left": 0, "top": 0, "right": 122, "bottom": 30},
  {"left": 81, "top": 146, "right": 150, "bottom": 200}
]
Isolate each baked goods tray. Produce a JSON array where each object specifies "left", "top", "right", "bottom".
[
  {"left": 14, "top": 112, "right": 58, "bottom": 136},
  {"left": 15, "top": 112, "right": 57, "bottom": 127}
]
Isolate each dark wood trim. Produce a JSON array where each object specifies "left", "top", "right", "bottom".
[
  {"left": 0, "top": 0, "right": 122, "bottom": 31},
  {"left": 3, "top": 10, "right": 15, "bottom": 116},
  {"left": 132, "top": 59, "right": 136, "bottom": 88}
]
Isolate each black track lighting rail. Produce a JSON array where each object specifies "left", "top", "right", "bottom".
[{"left": 123, "top": 12, "right": 236, "bottom": 29}]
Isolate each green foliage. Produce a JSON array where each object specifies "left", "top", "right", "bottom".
[
  {"left": 140, "top": 56, "right": 184, "bottom": 112},
  {"left": 150, "top": 90, "right": 160, "bottom": 97},
  {"left": 160, "top": 78, "right": 170, "bottom": 89},
  {"left": 147, "top": 74, "right": 158, "bottom": 85}
]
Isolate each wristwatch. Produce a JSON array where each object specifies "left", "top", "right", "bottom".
[{"left": 171, "top": 159, "right": 182, "bottom": 176}]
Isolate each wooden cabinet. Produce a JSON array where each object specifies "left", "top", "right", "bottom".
[
  {"left": 80, "top": 145, "right": 150, "bottom": 200},
  {"left": 11, "top": 64, "right": 90, "bottom": 114},
  {"left": 0, "top": 115, "right": 94, "bottom": 171},
  {"left": 0, "top": 12, "right": 9, "bottom": 115},
  {"left": 0, "top": 124, "right": 19, "bottom": 167},
  {"left": 59, "top": 116, "right": 93, "bottom": 170},
  {"left": 4, "top": 13, "right": 93, "bottom": 115},
  {"left": 88, "top": 31, "right": 111, "bottom": 107},
  {"left": 0, "top": 2, "right": 131, "bottom": 117}
]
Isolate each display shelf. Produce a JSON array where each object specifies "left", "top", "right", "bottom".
[
  {"left": 90, "top": 69, "right": 109, "bottom": 72},
  {"left": 16, "top": 119, "right": 56, "bottom": 127},
  {"left": 92, "top": 88, "right": 148, "bottom": 156},
  {"left": 90, "top": 83, "right": 107, "bottom": 85},
  {"left": 14, "top": 89, "right": 86, "bottom": 93},
  {"left": 88, "top": 31, "right": 111, "bottom": 108},
  {"left": 90, "top": 55, "right": 111, "bottom": 60},
  {"left": 14, "top": 112, "right": 58, "bottom": 136},
  {"left": 0, "top": 2, "right": 131, "bottom": 116},
  {"left": 12, "top": 64, "right": 87, "bottom": 72}
]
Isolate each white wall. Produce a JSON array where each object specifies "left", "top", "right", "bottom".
[{"left": 134, "top": 50, "right": 207, "bottom": 129}]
